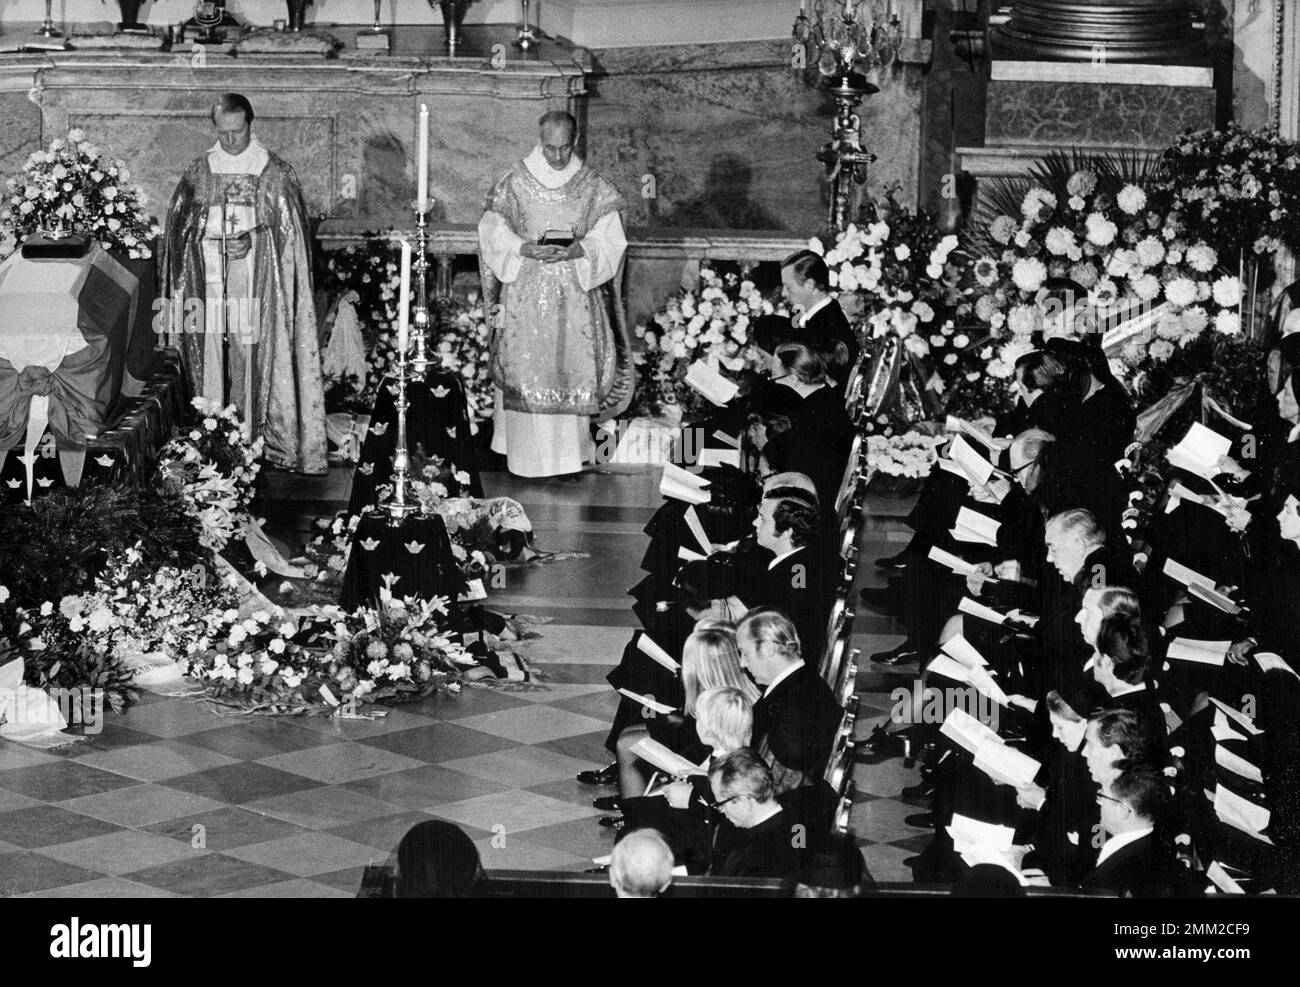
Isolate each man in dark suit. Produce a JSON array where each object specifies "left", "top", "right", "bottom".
[
  {"left": 1082, "top": 763, "right": 1187, "bottom": 896},
  {"left": 737, "top": 608, "right": 841, "bottom": 793},
  {"left": 708, "top": 748, "right": 802, "bottom": 879},
  {"left": 1092, "top": 614, "right": 1165, "bottom": 733},
  {"left": 757, "top": 250, "right": 859, "bottom": 386},
  {"left": 752, "top": 492, "right": 831, "bottom": 662},
  {"left": 1034, "top": 509, "right": 1137, "bottom": 710}
]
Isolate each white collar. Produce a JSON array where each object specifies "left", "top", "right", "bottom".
[
  {"left": 1083, "top": 376, "right": 1104, "bottom": 402},
  {"left": 763, "top": 659, "right": 804, "bottom": 698},
  {"left": 524, "top": 145, "right": 582, "bottom": 190},
  {"left": 796, "top": 295, "right": 833, "bottom": 328},
  {"left": 1095, "top": 825, "right": 1154, "bottom": 867},
  {"left": 767, "top": 545, "right": 803, "bottom": 570},
  {"left": 208, "top": 136, "right": 269, "bottom": 176},
  {"left": 1109, "top": 681, "right": 1147, "bottom": 698}
]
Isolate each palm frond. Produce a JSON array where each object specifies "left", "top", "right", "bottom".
[
  {"left": 967, "top": 146, "right": 1167, "bottom": 254},
  {"left": 1093, "top": 147, "right": 1166, "bottom": 190}
]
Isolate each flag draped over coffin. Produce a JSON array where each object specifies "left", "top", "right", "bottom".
[{"left": 0, "top": 244, "right": 138, "bottom": 499}]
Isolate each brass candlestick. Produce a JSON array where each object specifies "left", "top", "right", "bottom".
[
  {"left": 370, "top": 347, "right": 419, "bottom": 526},
  {"left": 369, "top": 234, "right": 420, "bottom": 526},
  {"left": 39, "top": 0, "right": 61, "bottom": 37},
  {"left": 514, "top": 0, "right": 538, "bottom": 50},
  {"left": 409, "top": 207, "right": 433, "bottom": 381}
]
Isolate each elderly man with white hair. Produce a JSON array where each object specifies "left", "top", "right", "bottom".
[{"left": 609, "top": 828, "right": 675, "bottom": 898}]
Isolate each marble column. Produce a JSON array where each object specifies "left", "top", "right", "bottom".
[{"left": 992, "top": 1, "right": 1206, "bottom": 63}]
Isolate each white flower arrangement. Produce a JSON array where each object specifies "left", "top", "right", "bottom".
[
  {"left": 866, "top": 430, "right": 945, "bottom": 478},
  {"left": 632, "top": 265, "right": 776, "bottom": 417},
  {"left": 0, "top": 129, "right": 160, "bottom": 259},
  {"left": 436, "top": 291, "right": 495, "bottom": 428},
  {"left": 158, "top": 397, "right": 263, "bottom": 553},
  {"left": 972, "top": 158, "right": 1246, "bottom": 383}
]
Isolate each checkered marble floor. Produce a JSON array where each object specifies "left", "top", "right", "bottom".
[{"left": 0, "top": 464, "right": 924, "bottom": 895}]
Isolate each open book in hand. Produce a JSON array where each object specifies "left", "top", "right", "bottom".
[
  {"left": 630, "top": 736, "right": 709, "bottom": 777},
  {"left": 973, "top": 740, "right": 1041, "bottom": 789},
  {"left": 660, "top": 462, "right": 711, "bottom": 504},
  {"left": 1167, "top": 638, "right": 1231, "bottom": 666},
  {"left": 636, "top": 633, "right": 680, "bottom": 672},
  {"left": 684, "top": 360, "right": 739, "bottom": 407},
  {"left": 1161, "top": 558, "right": 1241, "bottom": 614},
  {"left": 945, "top": 415, "right": 1007, "bottom": 451},
  {"left": 617, "top": 688, "right": 678, "bottom": 717},
  {"left": 940, "top": 707, "right": 1003, "bottom": 756},
  {"left": 1166, "top": 421, "right": 1236, "bottom": 481},
  {"left": 946, "top": 435, "right": 997, "bottom": 486},
  {"left": 928, "top": 547, "right": 998, "bottom": 582},
  {"left": 950, "top": 506, "right": 1001, "bottom": 548}
]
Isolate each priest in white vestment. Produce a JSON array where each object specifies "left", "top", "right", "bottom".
[{"left": 477, "top": 111, "right": 634, "bottom": 477}]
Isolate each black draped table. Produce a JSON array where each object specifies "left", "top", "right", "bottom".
[
  {"left": 346, "top": 368, "right": 483, "bottom": 517},
  {"left": 339, "top": 511, "right": 467, "bottom": 614}
]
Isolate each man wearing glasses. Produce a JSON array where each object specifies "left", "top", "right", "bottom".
[
  {"left": 1082, "top": 764, "right": 1186, "bottom": 897},
  {"left": 707, "top": 749, "right": 801, "bottom": 879}
]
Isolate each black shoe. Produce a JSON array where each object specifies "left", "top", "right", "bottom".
[
  {"left": 592, "top": 795, "right": 622, "bottom": 812},
  {"left": 577, "top": 762, "right": 618, "bottom": 785},
  {"left": 904, "top": 812, "right": 936, "bottom": 828},
  {"left": 858, "top": 583, "right": 901, "bottom": 614},
  {"left": 871, "top": 642, "right": 919, "bottom": 666},
  {"left": 597, "top": 815, "right": 625, "bottom": 830},
  {"left": 874, "top": 551, "right": 909, "bottom": 571},
  {"left": 901, "top": 780, "right": 936, "bottom": 801}
]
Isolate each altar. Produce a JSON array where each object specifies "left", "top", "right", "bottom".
[{"left": 0, "top": 28, "right": 590, "bottom": 234}]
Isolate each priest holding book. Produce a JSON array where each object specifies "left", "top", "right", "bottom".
[{"left": 478, "top": 111, "right": 634, "bottom": 477}]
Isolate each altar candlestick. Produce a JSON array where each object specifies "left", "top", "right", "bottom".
[
  {"left": 416, "top": 104, "right": 430, "bottom": 213},
  {"left": 398, "top": 238, "right": 412, "bottom": 355}
]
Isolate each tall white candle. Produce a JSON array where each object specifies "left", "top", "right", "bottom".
[
  {"left": 398, "top": 238, "right": 412, "bottom": 355},
  {"left": 416, "top": 103, "right": 429, "bottom": 212}
]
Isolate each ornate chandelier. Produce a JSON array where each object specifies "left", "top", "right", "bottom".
[
  {"left": 795, "top": 0, "right": 903, "bottom": 82},
  {"left": 793, "top": 0, "right": 903, "bottom": 232}
]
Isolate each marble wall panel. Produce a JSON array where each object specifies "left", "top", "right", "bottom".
[
  {"left": 986, "top": 79, "right": 1217, "bottom": 148},
  {"left": 0, "top": 54, "right": 583, "bottom": 233},
  {"left": 0, "top": 87, "right": 43, "bottom": 188},
  {"left": 64, "top": 107, "right": 338, "bottom": 219},
  {"left": 583, "top": 41, "right": 926, "bottom": 236}
]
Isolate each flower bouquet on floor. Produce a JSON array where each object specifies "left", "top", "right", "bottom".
[
  {"left": 157, "top": 397, "right": 263, "bottom": 555},
  {"left": 316, "top": 592, "right": 473, "bottom": 704},
  {"left": 186, "top": 593, "right": 471, "bottom": 714}
]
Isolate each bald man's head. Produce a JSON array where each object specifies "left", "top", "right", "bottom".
[{"left": 610, "top": 829, "right": 674, "bottom": 898}]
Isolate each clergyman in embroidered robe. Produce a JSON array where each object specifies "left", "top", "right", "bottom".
[
  {"left": 477, "top": 111, "right": 634, "bottom": 477},
  {"left": 159, "top": 93, "right": 327, "bottom": 474}
]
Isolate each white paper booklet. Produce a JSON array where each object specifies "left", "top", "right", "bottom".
[{"left": 684, "top": 360, "right": 739, "bottom": 406}]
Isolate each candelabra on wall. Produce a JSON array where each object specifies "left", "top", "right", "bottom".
[{"left": 793, "top": 0, "right": 902, "bottom": 232}]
